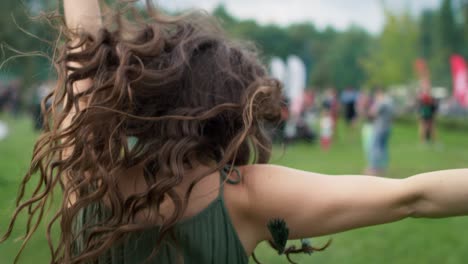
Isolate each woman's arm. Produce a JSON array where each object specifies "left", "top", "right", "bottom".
[
  {"left": 62, "top": 1, "right": 102, "bottom": 204},
  {"left": 63, "top": 0, "right": 102, "bottom": 96},
  {"left": 239, "top": 165, "right": 468, "bottom": 242},
  {"left": 64, "top": 0, "right": 102, "bottom": 36},
  {"left": 61, "top": 0, "right": 102, "bottom": 154},
  {"left": 406, "top": 169, "right": 468, "bottom": 218}
]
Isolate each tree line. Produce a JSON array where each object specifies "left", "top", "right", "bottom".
[
  {"left": 1, "top": 0, "right": 467, "bottom": 93},
  {"left": 214, "top": 0, "right": 468, "bottom": 90}
]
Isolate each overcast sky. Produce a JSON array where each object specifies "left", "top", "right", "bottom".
[{"left": 158, "top": 0, "right": 442, "bottom": 33}]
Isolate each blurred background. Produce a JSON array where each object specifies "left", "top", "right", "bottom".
[{"left": 1, "top": 0, "right": 468, "bottom": 263}]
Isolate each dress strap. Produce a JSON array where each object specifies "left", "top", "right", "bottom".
[{"left": 220, "top": 165, "right": 242, "bottom": 185}]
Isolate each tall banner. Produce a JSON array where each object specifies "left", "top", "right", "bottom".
[
  {"left": 270, "top": 57, "right": 288, "bottom": 97},
  {"left": 270, "top": 57, "right": 287, "bottom": 83},
  {"left": 286, "top": 55, "right": 306, "bottom": 116},
  {"left": 283, "top": 55, "right": 307, "bottom": 139},
  {"left": 414, "top": 58, "right": 431, "bottom": 91},
  {"left": 450, "top": 55, "right": 468, "bottom": 108}
]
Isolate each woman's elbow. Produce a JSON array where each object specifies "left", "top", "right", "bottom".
[{"left": 400, "top": 178, "right": 430, "bottom": 219}]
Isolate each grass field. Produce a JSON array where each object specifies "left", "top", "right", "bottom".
[{"left": 0, "top": 114, "right": 467, "bottom": 263}]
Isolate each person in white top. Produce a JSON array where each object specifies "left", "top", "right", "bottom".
[{"left": 320, "top": 108, "right": 333, "bottom": 150}]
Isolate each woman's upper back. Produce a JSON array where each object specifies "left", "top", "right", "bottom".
[{"left": 73, "top": 166, "right": 250, "bottom": 263}]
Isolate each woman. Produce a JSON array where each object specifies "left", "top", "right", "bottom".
[{"left": 2, "top": 1, "right": 468, "bottom": 263}]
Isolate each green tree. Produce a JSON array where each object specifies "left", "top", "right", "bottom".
[
  {"left": 456, "top": 0, "right": 468, "bottom": 57},
  {"left": 363, "top": 10, "right": 419, "bottom": 87},
  {"left": 419, "top": 9, "right": 436, "bottom": 59},
  {"left": 324, "top": 26, "right": 372, "bottom": 89},
  {"left": 212, "top": 5, "right": 237, "bottom": 27},
  {"left": 438, "top": 0, "right": 460, "bottom": 52},
  {"left": 212, "top": 4, "right": 371, "bottom": 90},
  {"left": 1, "top": 0, "right": 57, "bottom": 84},
  {"left": 430, "top": 0, "right": 460, "bottom": 87}
]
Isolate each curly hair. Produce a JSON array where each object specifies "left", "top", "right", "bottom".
[{"left": 1, "top": 1, "right": 282, "bottom": 263}]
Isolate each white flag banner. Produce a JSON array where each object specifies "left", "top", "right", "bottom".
[
  {"left": 286, "top": 55, "right": 306, "bottom": 116},
  {"left": 270, "top": 57, "right": 288, "bottom": 97},
  {"left": 270, "top": 57, "right": 287, "bottom": 83}
]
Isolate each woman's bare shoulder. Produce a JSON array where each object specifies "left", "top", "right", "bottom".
[{"left": 222, "top": 164, "right": 288, "bottom": 253}]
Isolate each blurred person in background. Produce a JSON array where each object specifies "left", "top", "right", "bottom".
[
  {"left": 0, "top": 81, "right": 9, "bottom": 140},
  {"left": 417, "top": 87, "right": 438, "bottom": 144},
  {"left": 303, "top": 90, "right": 318, "bottom": 142},
  {"left": 8, "top": 79, "right": 21, "bottom": 117},
  {"left": 0, "top": 81, "right": 8, "bottom": 112},
  {"left": 322, "top": 88, "right": 339, "bottom": 136},
  {"left": 0, "top": 79, "right": 21, "bottom": 117},
  {"left": 320, "top": 107, "right": 333, "bottom": 150},
  {"left": 357, "top": 90, "right": 375, "bottom": 174},
  {"left": 340, "top": 87, "right": 359, "bottom": 127},
  {"left": 33, "top": 80, "right": 54, "bottom": 131},
  {"left": 0, "top": 119, "right": 8, "bottom": 141},
  {"left": 367, "top": 88, "right": 393, "bottom": 176},
  {"left": 294, "top": 91, "right": 316, "bottom": 143},
  {"left": 0, "top": 81, "right": 12, "bottom": 113}
]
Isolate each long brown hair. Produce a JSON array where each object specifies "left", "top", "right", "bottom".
[{"left": 1, "top": 1, "right": 282, "bottom": 263}]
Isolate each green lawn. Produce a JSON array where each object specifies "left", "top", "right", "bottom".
[{"left": 1, "top": 115, "right": 467, "bottom": 263}]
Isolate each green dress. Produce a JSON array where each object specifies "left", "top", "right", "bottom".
[{"left": 73, "top": 168, "right": 249, "bottom": 264}]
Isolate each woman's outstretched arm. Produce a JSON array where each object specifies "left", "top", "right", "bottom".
[
  {"left": 61, "top": 0, "right": 102, "bottom": 202},
  {"left": 63, "top": 0, "right": 101, "bottom": 96},
  {"left": 61, "top": 0, "right": 102, "bottom": 155},
  {"left": 64, "top": 0, "right": 102, "bottom": 36},
  {"left": 406, "top": 169, "right": 468, "bottom": 218},
  {"left": 238, "top": 165, "right": 468, "bottom": 242}
]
